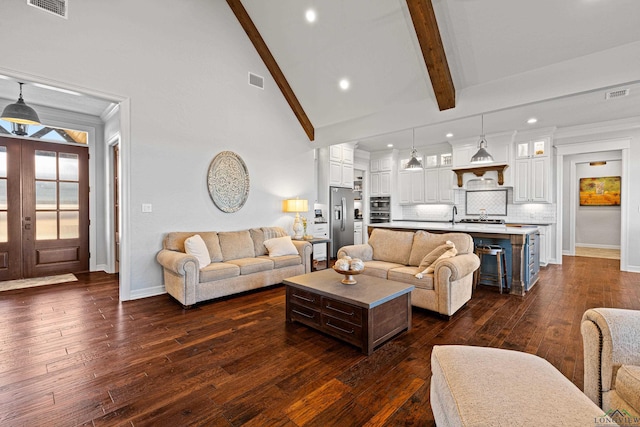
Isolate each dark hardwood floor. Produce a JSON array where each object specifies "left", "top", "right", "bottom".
[{"left": 1, "top": 256, "right": 639, "bottom": 426}]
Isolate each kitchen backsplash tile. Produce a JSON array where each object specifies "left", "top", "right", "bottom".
[{"left": 401, "top": 189, "right": 556, "bottom": 224}]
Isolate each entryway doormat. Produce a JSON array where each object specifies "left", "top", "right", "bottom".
[{"left": 0, "top": 273, "right": 78, "bottom": 292}]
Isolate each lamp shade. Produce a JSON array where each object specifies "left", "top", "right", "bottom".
[
  {"left": 470, "top": 140, "right": 494, "bottom": 164},
  {"left": 282, "top": 198, "right": 308, "bottom": 213},
  {"left": 1, "top": 83, "right": 41, "bottom": 125}
]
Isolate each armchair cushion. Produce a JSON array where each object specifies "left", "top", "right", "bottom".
[{"left": 615, "top": 364, "right": 640, "bottom": 412}]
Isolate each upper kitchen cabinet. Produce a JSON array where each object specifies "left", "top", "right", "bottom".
[
  {"left": 327, "top": 143, "right": 354, "bottom": 188},
  {"left": 513, "top": 133, "right": 553, "bottom": 203},
  {"left": 398, "top": 169, "right": 424, "bottom": 204},
  {"left": 370, "top": 151, "right": 395, "bottom": 197},
  {"left": 422, "top": 143, "right": 454, "bottom": 204}
]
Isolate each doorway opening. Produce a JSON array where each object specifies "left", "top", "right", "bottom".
[{"left": 0, "top": 136, "right": 89, "bottom": 280}]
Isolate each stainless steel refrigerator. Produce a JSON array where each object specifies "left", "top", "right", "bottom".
[{"left": 330, "top": 186, "right": 355, "bottom": 258}]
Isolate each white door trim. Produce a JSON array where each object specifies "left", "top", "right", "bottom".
[{"left": 555, "top": 138, "right": 630, "bottom": 271}]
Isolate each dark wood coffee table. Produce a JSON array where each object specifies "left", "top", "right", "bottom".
[{"left": 284, "top": 269, "right": 414, "bottom": 355}]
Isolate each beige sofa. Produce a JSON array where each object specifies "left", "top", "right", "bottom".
[
  {"left": 157, "top": 227, "right": 312, "bottom": 307},
  {"left": 337, "top": 228, "right": 480, "bottom": 317},
  {"left": 581, "top": 308, "right": 640, "bottom": 419}
]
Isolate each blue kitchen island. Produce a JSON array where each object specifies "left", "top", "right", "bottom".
[{"left": 368, "top": 221, "right": 540, "bottom": 296}]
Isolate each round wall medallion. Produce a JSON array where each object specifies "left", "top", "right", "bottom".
[{"left": 207, "top": 151, "right": 250, "bottom": 213}]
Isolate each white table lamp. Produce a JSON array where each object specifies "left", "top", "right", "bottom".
[{"left": 282, "top": 198, "right": 308, "bottom": 239}]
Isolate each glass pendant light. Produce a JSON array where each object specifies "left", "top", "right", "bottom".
[
  {"left": 404, "top": 129, "right": 423, "bottom": 169},
  {"left": 470, "top": 114, "right": 494, "bottom": 164}
]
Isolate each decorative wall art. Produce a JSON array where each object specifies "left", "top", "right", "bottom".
[
  {"left": 579, "top": 176, "right": 621, "bottom": 206},
  {"left": 207, "top": 151, "right": 250, "bottom": 213}
]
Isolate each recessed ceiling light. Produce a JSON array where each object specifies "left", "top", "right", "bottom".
[
  {"left": 339, "top": 79, "right": 350, "bottom": 90},
  {"left": 305, "top": 9, "right": 316, "bottom": 23},
  {"left": 446, "top": 133, "right": 453, "bottom": 138},
  {"left": 387, "top": 144, "right": 394, "bottom": 148},
  {"left": 527, "top": 117, "right": 538, "bottom": 124}
]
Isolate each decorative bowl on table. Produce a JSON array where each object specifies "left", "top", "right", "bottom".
[{"left": 332, "top": 265, "right": 362, "bottom": 285}]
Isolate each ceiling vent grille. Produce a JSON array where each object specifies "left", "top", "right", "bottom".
[
  {"left": 28, "top": 0, "right": 68, "bottom": 18},
  {"left": 605, "top": 88, "right": 629, "bottom": 100},
  {"left": 248, "top": 72, "right": 264, "bottom": 90}
]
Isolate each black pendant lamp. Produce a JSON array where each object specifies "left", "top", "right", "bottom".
[
  {"left": 470, "top": 114, "right": 494, "bottom": 164},
  {"left": 404, "top": 129, "right": 423, "bottom": 169},
  {"left": 1, "top": 83, "right": 41, "bottom": 135}
]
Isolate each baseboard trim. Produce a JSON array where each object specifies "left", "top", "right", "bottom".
[
  {"left": 575, "top": 244, "right": 621, "bottom": 250},
  {"left": 129, "top": 286, "right": 166, "bottom": 300}
]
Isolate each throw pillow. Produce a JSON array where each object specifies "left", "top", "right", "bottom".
[
  {"left": 264, "top": 236, "right": 299, "bottom": 257},
  {"left": 184, "top": 234, "right": 211, "bottom": 269},
  {"left": 415, "top": 242, "right": 457, "bottom": 278},
  {"left": 418, "top": 241, "right": 455, "bottom": 269}
]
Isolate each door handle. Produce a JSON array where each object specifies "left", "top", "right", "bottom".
[{"left": 341, "top": 197, "right": 346, "bottom": 231}]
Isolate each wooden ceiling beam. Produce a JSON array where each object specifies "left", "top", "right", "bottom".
[
  {"left": 226, "top": 0, "right": 315, "bottom": 141},
  {"left": 406, "top": 0, "right": 456, "bottom": 111}
]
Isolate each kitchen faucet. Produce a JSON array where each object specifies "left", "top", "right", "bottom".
[{"left": 451, "top": 205, "right": 457, "bottom": 224}]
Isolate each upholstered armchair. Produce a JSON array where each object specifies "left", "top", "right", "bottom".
[{"left": 581, "top": 308, "right": 640, "bottom": 418}]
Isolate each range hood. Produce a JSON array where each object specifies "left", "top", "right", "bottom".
[
  {"left": 452, "top": 164, "right": 509, "bottom": 188},
  {"left": 466, "top": 177, "right": 498, "bottom": 191}
]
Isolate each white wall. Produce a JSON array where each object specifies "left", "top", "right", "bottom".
[
  {"left": 0, "top": 1, "right": 315, "bottom": 298},
  {"left": 575, "top": 161, "right": 621, "bottom": 248}
]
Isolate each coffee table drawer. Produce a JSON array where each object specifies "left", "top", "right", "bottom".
[
  {"left": 321, "top": 297, "right": 363, "bottom": 326},
  {"left": 289, "top": 303, "right": 321, "bottom": 327},
  {"left": 321, "top": 314, "right": 363, "bottom": 347},
  {"left": 287, "top": 287, "right": 321, "bottom": 309}
]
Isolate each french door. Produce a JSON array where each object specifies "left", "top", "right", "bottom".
[{"left": 0, "top": 136, "right": 89, "bottom": 280}]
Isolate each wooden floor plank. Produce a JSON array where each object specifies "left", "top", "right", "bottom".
[{"left": 0, "top": 258, "right": 638, "bottom": 426}]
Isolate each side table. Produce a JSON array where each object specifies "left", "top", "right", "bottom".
[{"left": 303, "top": 237, "right": 331, "bottom": 271}]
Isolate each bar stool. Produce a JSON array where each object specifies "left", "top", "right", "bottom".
[{"left": 474, "top": 245, "right": 508, "bottom": 294}]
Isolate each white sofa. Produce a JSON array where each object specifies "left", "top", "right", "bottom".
[
  {"left": 581, "top": 308, "right": 640, "bottom": 419},
  {"left": 337, "top": 228, "right": 480, "bottom": 317},
  {"left": 156, "top": 227, "right": 311, "bottom": 307}
]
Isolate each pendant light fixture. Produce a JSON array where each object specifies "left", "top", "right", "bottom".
[
  {"left": 404, "top": 128, "right": 423, "bottom": 169},
  {"left": 470, "top": 114, "right": 494, "bottom": 164},
  {"left": 1, "top": 82, "right": 41, "bottom": 136}
]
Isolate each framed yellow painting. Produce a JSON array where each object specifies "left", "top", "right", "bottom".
[{"left": 579, "top": 176, "right": 621, "bottom": 206}]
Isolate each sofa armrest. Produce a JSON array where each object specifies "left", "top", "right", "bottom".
[
  {"left": 337, "top": 244, "right": 373, "bottom": 261},
  {"left": 292, "top": 240, "right": 313, "bottom": 273},
  {"left": 434, "top": 253, "right": 480, "bottom": 282},
  {"left": 581, "top": 308, "right": 640, "bottom": 406},
  {"left": 157, "top": 249, "right": 199, "bottom": 276}
]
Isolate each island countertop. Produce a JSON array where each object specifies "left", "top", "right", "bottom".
[{"left": 368, "top": 221, "right": 539, "bottom": 236}]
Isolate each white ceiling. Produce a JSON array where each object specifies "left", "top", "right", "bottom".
[
  {"left": 1, "top": 1, "right": 639, "bottom": 151},
  {"left": 241, "top": 0, "right": 640, "bottom": 151}
]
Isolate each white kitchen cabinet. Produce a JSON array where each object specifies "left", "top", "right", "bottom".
[
  {"left": 312, "top": 223, "right": 329, "bottom": 260},
  {"left": 370, "top": 173, "right": 380, "bottom": 196},
  {"left": 538, "top": 225, "right": 548, "bottom": 266},
  {"left": 514, "top": 137, "right": 551, "bottom": 203},
  {"left": 354, "top": 221, "right": 363, "bottom": 245},
  {"left": 379, "top": 171, "right": 391, "bottom": 196},
  {"left": 423, "top": 167, "right": 454, "bottom": 204},
  {"left": 398, "top": 170, "right": 424, "bottom": 204},
  {"left": 328, "top": 144, "right": 354, "bottom": 188}
]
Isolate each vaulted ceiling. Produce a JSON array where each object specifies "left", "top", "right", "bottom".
[
  {"left": 238, "top": 0, "right": 640, "bottom": 150},
  {"left": 1, "top": 1, "right": 639, "bottom": 152}
]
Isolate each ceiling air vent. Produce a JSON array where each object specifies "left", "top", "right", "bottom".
[
  {"left": 248, "top": 72, "right": 264, "bottom": 90},
  {"left": 605, "top": 88, "right": 629, "bottom": 100},
  {"left": 28, "top": 0, "right": 68, "bottom": 18}
]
